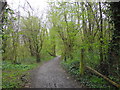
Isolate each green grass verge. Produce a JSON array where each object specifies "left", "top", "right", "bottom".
[
  {"left": 2, "top": 61, "right": 39, "bottom": 88},
  {"left": 2, "top": 55, "right": 54, "bottom": 88}
]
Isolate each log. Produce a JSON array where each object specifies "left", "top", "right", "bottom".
[
  {"left": 48, "top": 52, "right": 56, "bottom": 57},
  {"left": 86, "top": 66, "right": 120, "bottom": 88}
]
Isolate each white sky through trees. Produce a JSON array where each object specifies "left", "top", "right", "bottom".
[
  {"left": 7, "top": 0, "right": 48, "bottom": 10},
  {"left": 6, "top": 0, "right": 120, "bottom": 17},
  {"left": 7, "top": 0, "right": 48, "bottom": 17}
]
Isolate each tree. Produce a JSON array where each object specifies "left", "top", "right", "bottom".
[
  {"left": 0, "top": 1, "right": 7, "bottom": 60},
  {"left": 21, "top": 15, "right": 46, "bottom": 62},
  {"left": 108, "top": 2, "right": 120, "bottom": 76}
]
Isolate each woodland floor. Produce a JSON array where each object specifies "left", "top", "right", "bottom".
[{"left": 30, "top": 56, "right": 83, "bottom": 88}]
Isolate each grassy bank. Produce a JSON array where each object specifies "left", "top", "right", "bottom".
[
  {"left": 2, "top": 56, "right": 54, "bottom": 88},
  {"left": 2, "top": 61, "right": 38, "bottom": 88}
]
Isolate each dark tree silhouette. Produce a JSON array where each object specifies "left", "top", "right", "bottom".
[{"left": 108, "top": 2, "right": 120, "bottom": 76}]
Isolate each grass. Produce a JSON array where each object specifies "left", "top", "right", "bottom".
[
  {"left": 2, "top": 55, "right": 54, "bottom": 88},
  {"left": 2, "top": 60, "right": 39, "bottom": 88}
]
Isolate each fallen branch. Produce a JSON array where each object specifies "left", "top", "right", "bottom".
[
  {"left": 47, "top": 52, "right": 56, "bottom": 57},
  {"left": 86, "top": 66, "right": 120, "bottom": 88}
]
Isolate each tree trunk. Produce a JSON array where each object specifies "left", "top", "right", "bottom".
[
  {"left": 108, "top": 2, "right": 120, "bottom": 75},
  {"left": 36, "top": 53, "right": 40, "bottom": 63},
  {"left": 1, "top": 1, "right": 7, "bottom": 61},
  {"left": 98, "top": 2, "right": 108, "bottom": 75},
  {"left": 28, "top": 39, "right": 35, "bottom": 56},
  {"left": 36, "top": 43, "right": 41, "bottom": 63},
  {"left": 80, "top": 48, "right": 85, "bottom": 75},
  {"left": 79, "top": 2, "right": 86, "bottom": 75}
]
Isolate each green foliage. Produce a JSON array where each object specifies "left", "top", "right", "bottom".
[
  {"left": 79, "top": 74, "right": 111, "bottom": 88},
  {"left": 20, "top": 15, "right": 47, "bottom": 62},
  {"left": 61, "top": 59, "right": 80, "bottom": 77},
  {"left": 1, "top": 1, "right": 119, "bottom": 88},
  {"left": 48, "top": 2, "right": 119, "bottom": 88},
  {"left": 2, "top": 60, "right": 38, "bottom": 88},
  {"left": 62, "top": 59, "right": 115, "bottom": 88}
]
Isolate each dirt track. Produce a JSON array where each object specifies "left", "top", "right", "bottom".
[{"left": 31, "top": 56, "right": 82, "bottom": 88}]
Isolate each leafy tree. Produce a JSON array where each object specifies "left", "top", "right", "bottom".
[{"left": 21, "top": 15, "right": 46, "bottom": 62}]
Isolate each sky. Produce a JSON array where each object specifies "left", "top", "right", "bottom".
[
  {"left": 7, "top": 0, "right": 48, "bottom": 10},
  {"left": 6, "top": 0, "right": 119, "bottom": 14},
  {"left": 6, "top": 0, "right": 120, "bottom": 17},
  {"left": 7, "top": 0, "right": 49, "bottom": 17}
]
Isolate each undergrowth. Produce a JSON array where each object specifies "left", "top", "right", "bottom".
[
  {"left": 2, "top": 55, "right": 54, "bottom": 88},
  {"left": 61, "top": 59, "right": 117, "bottom": 89},
  {"left": 2, "top": 60, "right": 38, "bottom": 88}
]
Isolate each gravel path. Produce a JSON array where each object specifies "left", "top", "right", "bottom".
[{"left": 31, "top": 56, "right": 82, "bottom": 88}]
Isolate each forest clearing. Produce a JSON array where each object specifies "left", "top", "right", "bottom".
[{"left": 0, "top": 0, "right": 120, "bottom": 89}]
